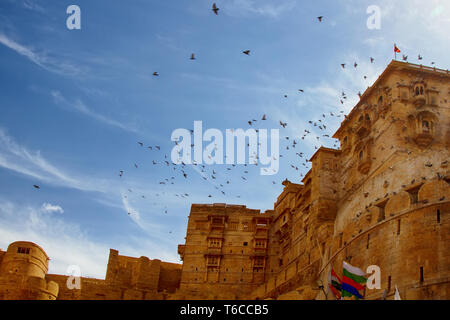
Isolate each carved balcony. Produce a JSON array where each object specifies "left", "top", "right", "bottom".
[{"left": 413, "top": 94, "right": 426, "bottom": 107}]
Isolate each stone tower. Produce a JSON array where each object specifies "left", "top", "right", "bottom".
[{"left": 0, "top": 241, "right": 59, "bottom": 300}]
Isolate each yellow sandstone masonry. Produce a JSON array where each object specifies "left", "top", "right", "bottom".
[{"left": 0, "top": 61, "right": 449, "bottom": 300}]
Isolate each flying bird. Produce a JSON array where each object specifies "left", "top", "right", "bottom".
[
  {"left": 190, "top": 53, "right": 196, "bottom": 60},
  {"left": 153, "top": 72, "right": 159, "bottom": 76},
  {"left": 212, "top": 3, "right": 219, "bottom": 15},
  {"left": 317, "top": 16, "right": 323, "bottom": 22},
  {"left": 242, "top": 50, "right": 251, "bottom": 55},
  {"left": 370, "top": 57, "right": 374, "bottom": 63},
  {"left": 261, "top": 114, "right": 267, "bottom": 120},
  {"left": 341, "top": 63, "right": 346, "bottom": 69},
  {"left": 33, "top": 184, "right": 40, "bottom": 189},
  {"left": 418, "top": 54, "right": 423, "bottom": 60}
]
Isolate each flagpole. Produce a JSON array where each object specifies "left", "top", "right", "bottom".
[
  {"left": 341, "top": 262, "right": 344, "bottom": 300},
  {"left": 394, "top": 43, "right": 397, "bottom": 60}
]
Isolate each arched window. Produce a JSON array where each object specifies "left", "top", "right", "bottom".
[
  {"left": 378, "top": 96, "right": 383, "bottom": 105},
  {"left": 422, "top": 120, "right": 430, "bottom": 132},
  {"left": 359, "top": 150, "right": 364, "bottom": 160},
  {"left": 365, "top": 114, "right": 370, "bottom": 121},
  {"left": 415, "top": 85, "right": 424, "bottom": 96}
]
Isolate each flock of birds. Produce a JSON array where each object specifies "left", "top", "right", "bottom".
[{"left": 31, "top": 4, "right": 437, "bottom": 226}]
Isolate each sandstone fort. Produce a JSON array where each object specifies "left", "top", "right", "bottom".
[{"left": 1, "top": 60, "right": 449, "bottom": 300}]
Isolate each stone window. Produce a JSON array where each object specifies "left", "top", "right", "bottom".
[
  {"left": 207, "top": 256, "right": 219, "bottom": 265},
  {"left": 422, "top": 120, "right": 430, "bottom": 133},
  {"left": 255, "top": 240, "right": 266, "bottom": 248},
  {"left": 375, "top": 200, "right": 388, "bottom": 222},
  {"left": 228, "top": 221, "right": 239, "bottom": 230},
  {"left": 437, "top": 209, "right": 441, "bottom": 223},
  {"left": 17, "top": 247, "right": 30, "bottom": 254},
  {"left": 208, "top": 238, "right": 222, "bottom": 248},
  {"left": 405, "top": 184, "right": 421, "bottom": 204},
  {"left": 414, "top": 84, "right": 424, "bottom": 96},
  {"left": 243, "top": 242, "right": 248, "bottom": 246},
  {"left": 378, "top": 95, "right": 383, "bottom": 105},
  {"left": 254, "top": 257, "right": 265, "bottom": 267}
]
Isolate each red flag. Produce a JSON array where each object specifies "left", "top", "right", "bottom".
[{"left": 394, "top": 44, "right": 401, "bottom": 53}]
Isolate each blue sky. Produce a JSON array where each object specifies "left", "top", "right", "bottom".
[{"left": 0, "top": 0, "right": 448, "bottom": 278}]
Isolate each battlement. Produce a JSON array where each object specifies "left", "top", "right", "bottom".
[{"left": 190, "top": 203, "right": 273, "bottom": 216}]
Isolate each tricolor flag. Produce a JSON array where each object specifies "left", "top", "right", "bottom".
[
  {"left": 394, "top": 44, "right": 401, "bottom": 53},
  {"left": 342, "top": 261, "right": 367, "bottom": 300},
  {"left": 328, "top": 267, "right": 342, "bottom": 300}
]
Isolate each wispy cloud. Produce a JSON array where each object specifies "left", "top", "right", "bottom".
[
  {"left": 41, "top": 202, "right": 64, "bottom": 214},
  {"left": 22, "top": 0, "right": 46, "bottom": 13},
  {"left": 222, "top": 0, "right": 297, "bottom": 18},
  {"left": 0, "top": 33, "right": 83, "bottom": 76},
  {"left": 0, "top": 127, "right": 80, "bottom": 185},
  {"left": 0, "top": 199, "right": 110, "bottom": 278},
  {"left": 50, "top": 90, "right": 140, "bottom": 134},
  {"left": 0, "top": 127, "right": 111, "bottom": 193}
]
